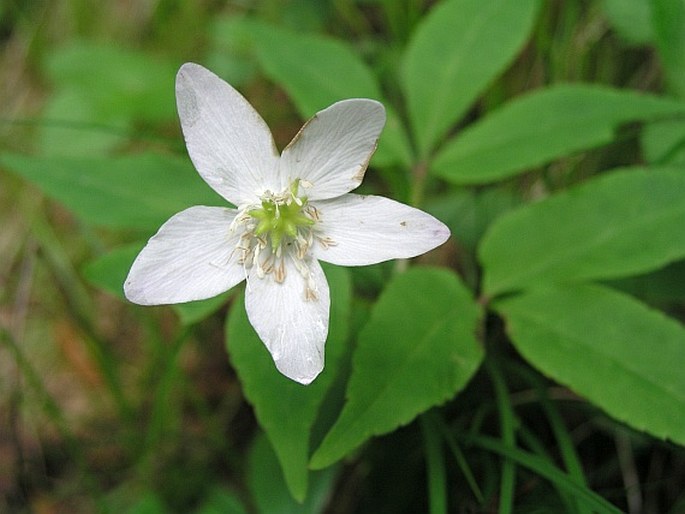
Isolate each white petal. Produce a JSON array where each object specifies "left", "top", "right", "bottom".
[
  {"left": 311, "top": 194, "right": 450, "bottom": 266},
  {"left": 245, "top": 257, "right": 330, "bottom": 384},
  {"left": 280, "top": 99, "right": 385, "bottom": 200},
  {"left": 176, "top": 63, "right": 280, "bottom": 205},
  {"left": 124, "top": 206, "right": 245, "bottom": 305}
]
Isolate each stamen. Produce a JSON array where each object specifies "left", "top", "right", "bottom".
[
  {"left": 304, "top": 286, "right": 318, "bottom": 301},
  {"left": 230, "top": 179, "right": 324, "bottom": 293},
  {"left": 307, "top": 205, "right": 320, "bottom": 221},
  {"left": 261, "top": 254, "right": 274, "bottom": 274},
  {"left": 316, "top": 235, "right": 337, "bottom": 249},
  {"left": 274, "top": 259, "right": 286, "bottom": 283}
]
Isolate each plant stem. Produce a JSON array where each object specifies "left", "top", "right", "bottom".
[
  {"left": 421, "top": 413, "right": 448, "bottom": 514},
  {"left": 485, "top": 357, "right": 517, "bottom": 514}
]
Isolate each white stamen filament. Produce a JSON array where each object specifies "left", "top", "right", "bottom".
[{"left": 227, "top": 180, "right": 335, "bottom": 300}]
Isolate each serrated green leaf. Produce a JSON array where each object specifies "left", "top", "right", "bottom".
[
  {"left": 432, "top": 85, "right": 685, "bottom": 185},
  {"left": 496, "top": 284, "right": 685, "bottom": 446},
  {"left": 248, "top": 21, "right": 412, "bottom": 167},
  {"left": 401, "top": 0, "right": 540, "bottom": 158},
  {"left": 1, "top": 153, "right": 224, "bottom": 231},
  {"left": 225, "top": 265, "right": 351, "bottom": 501},
  {"left": 310, "top": 267, "right": 482, "bottom": 470},
  {"left": 480, "top": 167, "right": 685, "bottom": 296},
  {"left": 247, "top": 434, "right": 337, "bottom": 513}
]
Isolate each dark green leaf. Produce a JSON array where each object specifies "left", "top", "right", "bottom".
[
  {"left": 39, "top": 90, "right": 130, "bottom": 157},
  {"left": 496, "top": 284, "right": 685, "bottom": 446},
  {"left": 642, "top": 118, "right": 685, "bottom": 165},
  {"left": 1, "top": 153, "right": 225, "bottom": 231},
  {"left": 480, "top": 167, "right": 685, "bottom": 296},
  {"left": 310, "top": 268, "right": 482, "bottom": 469},
  {"left": 401, "top": 0, "right": 540, "bottom": 157},
  {"left": 226, "top": 265, "right": 351, "bottom": 501},
  {"left": 604, "top": 260, "right": 685, "bottom": 304},
  {"left": 125, "top": 493, "right": 167, "bottom": 514},
  {"left": 82, "top": 243, "right": 142, "bottom": 298},
  {"left": 433, "top": 85, "right": 685, "bottom": 185},
  {"left": 249, "top": 21, "right": 412, "bottom": 167},
  {"left": 652, "top": 0, "right": 685, "bottom": 97},
  {"left": 45, "top": 41, "right": 177, "bottom": 123},
  {"left": 193, "top": 487, "right": 247, "bottom": 514},
  {"left": 207, "top": 15, "right": 259, "bottom": 87},
  {"left": 247, "top": 433, "right": 337, "bottom": 513},
  {"left": 173, "top": 292, "right": 232, "bottom": 326},
  {"left": 426, "top": 187, "right": 521, "bottom": 251}
]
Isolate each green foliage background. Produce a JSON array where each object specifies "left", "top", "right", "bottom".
[{"left": 1, "top": 0, "right": 685, "bottom": 512}]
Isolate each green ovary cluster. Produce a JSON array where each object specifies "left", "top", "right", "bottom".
[{"left": 249, "top": 197, "right": 314, "bottom": 252}]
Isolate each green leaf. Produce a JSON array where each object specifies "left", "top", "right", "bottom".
[
  {"left": 479, "top": 167, "right": 685, "bottom": 296},
  {"left": 45, "top": 41, "right": 177, "bottom": 123},
  {"left": 251, "top": 22, "right": 378, "bottom": 113},
  {"left": 207, "top": 15, "right": 259, "bottom": 87},
  {"left": 605, "top": 259, "right": 685, "bottom": 304},
  {"left": 1, "top": 153, "right": 225, "bottom": 231},
  {"left": 426, "top": 187, "right": 521, "bottom": 252},
  {"left": 38, "top": 41, "right": 177, "bottom": 156},
  {"left": 249, "top": 21, "right": 412, "bottom": 167},
  {"left": 601, "top": 0, "right": 653, "bottom": 45},
  {"left": 173, "top": 292, "right": 232, "bottom": 326},
  {"left": 310, "top": 267, "right": 483, "bottom": 470},
  {"left": 651, "top": 0, "right": 685, "bottom": 98},
  {"left": 432, "top": 85, "right": 685, "bottom": 185},
  {"left": 125, "top": 493, "right": 167, "bottom": 514},
  {"left": 642, "top": 118, "right": 685, "bottom": 165},
  {"left": 464, "top": 434, "right": 624, "bottom": 514},
  {"left": 82, "top": 243, "right": 142, "bottom": 298},
  {"left": 247, "top": 433, "right": 337, "bottom": 513},
  {"left": 401, "top": 0, "right": 540, "bottom": 158},
  {"left": 225, "top": 265, "right": 351, "bottom": 501},
  {"left": 194, "top": 487, "right": 248, "bottom": 514},
  {"left": 496, "top": 284, "right": 685, "bottom": 446},
  {"left": 39, "top": 89, "right": 130, "bottom": 157}
]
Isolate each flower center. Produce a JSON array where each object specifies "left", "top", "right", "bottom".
[
  {"left": 230, "top": 179, "right": 330, "bottom": 299},
  {"left": 248, "top": 180, "right": 315, "bottom": 253}
]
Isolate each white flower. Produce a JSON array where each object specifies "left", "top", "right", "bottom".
[{"left": 124, "top": 63, "right": 450, "bottom": 385}]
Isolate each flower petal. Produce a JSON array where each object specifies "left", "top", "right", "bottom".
[
  {"left": 124, "top": 206, "right": 245, "bottom": 305},
  {"left": 176, "top": 62, "right": 280, "bottom": 205},
  {"left": 311, "top": 194, "right": 450, "bottom": 266},
  {"left": 280, "top": 99, "right": 386, "bottom": 200},
  {"left": 245, "top": 257, "right": 330, "bottom": 384}
]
